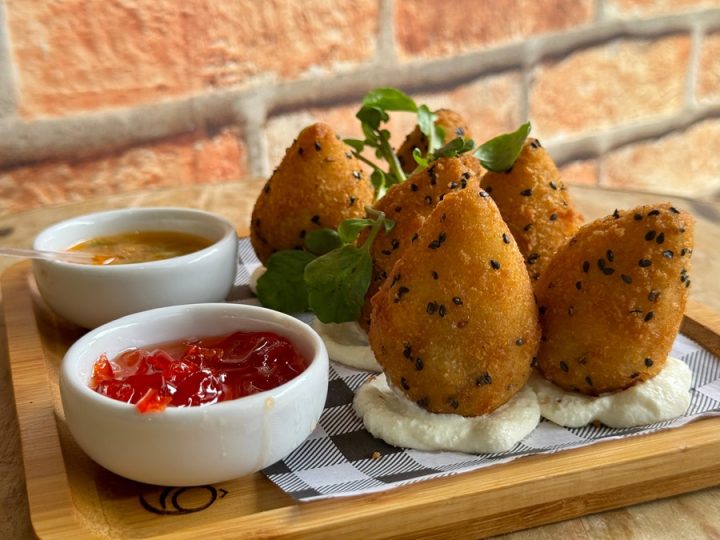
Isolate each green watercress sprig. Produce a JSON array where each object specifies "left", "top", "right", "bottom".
[{"left": 256, "top": 211, "right": 394, "bottom": 323}]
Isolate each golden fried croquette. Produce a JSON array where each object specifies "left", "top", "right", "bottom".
[
  {"left": 480, "top": 138, "right": 583, "bottom": 284},
  {"left": 368, "top": 188, "right": 540, "bottom": 417},
  {"left": 250, "top": 123, "right": 374, "bottom": 264},
  {"left": 535, "top": 203, "right": 695, "bottom": 395},
  {"left": 396, "top": 109, "right": 472, "bottom": 174},
  {"left": 370, "top": 154, "right": 482, "bottom": 281}
]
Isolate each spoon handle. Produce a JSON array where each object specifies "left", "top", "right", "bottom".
[{"left": 0, "top": 247, "right": 94, "bottom": 264}]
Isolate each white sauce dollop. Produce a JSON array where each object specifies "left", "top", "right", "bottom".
[
  {"left": 248, "top": 265, "right": 266, "bottom": 295},
  {"left": 353, "top": 374, "right": 540, "bottom": 453},
  {"left": 311, "top": 319, "right": 381, "bottom": 372},
  {"left": 528, "top": 357, "right": 692, "bottom": 428}
]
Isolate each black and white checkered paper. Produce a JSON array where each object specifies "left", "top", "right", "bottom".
[{"left": 235, "top": 238, "right": 720, "bottom": 502}]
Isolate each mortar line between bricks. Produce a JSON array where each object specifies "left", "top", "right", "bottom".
[
  {"left": 2, "top": 11, "right": 720, "bottom": 170},
  {"left": 0, "top": 0, "right": 18, "bottom": 118}
]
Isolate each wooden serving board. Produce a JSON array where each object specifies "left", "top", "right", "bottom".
[{"left": 4, "top": 260, "right": 720, "bottom": 539}]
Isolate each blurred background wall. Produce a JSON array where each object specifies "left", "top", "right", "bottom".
[{"left": 0, "top": 0, "right": 719, "bottom": 216}]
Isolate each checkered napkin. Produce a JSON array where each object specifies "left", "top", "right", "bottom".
[{"left": 235, "top": 238, "right": 720, "bottom": 502}]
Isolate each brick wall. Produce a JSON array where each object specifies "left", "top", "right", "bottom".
[{"left": 0, "top": 0, "right": 719, "bottom": 215}]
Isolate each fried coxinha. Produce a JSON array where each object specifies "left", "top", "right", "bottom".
[{"left": 250, "top": 88, "right": 693, "bottom": 421}]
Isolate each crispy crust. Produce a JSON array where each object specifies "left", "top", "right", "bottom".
[
  {"left": 480, "top": 139, "right": 583, "bottom": 284},
  {"left": 369, "top": 188, "right": 540, "bottom": 416},
  {"left": 535, "top": 203, "right": 695, "bottom": 395},
  {"left": 396, "top": 109, "right": 473, "bottom": 174},
  {"left": 250, "top": 123, "right": 374, "bottom": 264}
]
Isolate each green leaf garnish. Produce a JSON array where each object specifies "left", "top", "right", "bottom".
[
  {"left": 256, "top": 250, "right": 317, "bottom": 314},
  {"left": 417, "top": 105, "right": 445, "bottom": 155},
  {"left": 361, "top": 88, "right": 418, "bottom": 112},
  {"left": 305, "top": 229, "right": 342, "bottom": 255},
  {"left": 432, "top": 136, "right": 475, "bottom": 160},
  {"left": 305, "top": 245, "right": 373, "bottom": 323},
  {"left": 473, "top": 121, "right": 531, "bottom": 172},
  {"left": 337, "top": 218, "right": 375, "bottom": 244}
]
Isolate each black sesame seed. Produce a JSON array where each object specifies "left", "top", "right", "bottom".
[
  {"left": 607, "top": 249, "right": 614, "bottom": 262},
  {"left": 391, "top": 239, "right": 400, "bottom": 250},
  {"left": 449, "top": 182, "right": 458, "bottom": 189},
  {"left": 523, "top": 223, "right": 533, "bottom": 232},
  {"left": 634, "top": 213, "right": 643, "bottom": 221},
  {"left": 394, "top": 286, "right": 410, "bottom": 303},
  {"left": 621, "top": 274, "right": 633, "bottom": 284},
  {"left": 411, "top": 232, "right": 419, "bottom": 243},
  {"left": 602, "top": 267, "right": 615, "bottom": 275},
  {"left": 490, "top": 259, "right": 501, "bottom": 270},
  {"left": 644, "top": 311, "right": 654, "bottom": 322},
  {"left": 681, "top": 248, "right": 688, "bottom": 256},
  {"left": 264, "top": 184, "right": 271, "bottom": 194},
  {"left": 426, "top": 302, "right": 437, "bottom": 315},
  {"left": 417, "top": 397, "right": 428, "bottom": 407},
  {"left": 352, "top": 170, "right": 362, "bottom": 180},
  {"left": 502, "top": 233, "right": 511, "bottom": 244},
  {"left": 394, "top": 206, "right": 402, "bottom": 213},
  {"left": 644, "top": 357, "right": 654, "bottom": 367},
  {"left": 585, "top": 376, "right": 593, "bottom": 386},
  {"left": 539, "top": 306, "right": 547, "bottom": 316},
  {"left": 662, "top": 250, "right": 673, "bottom": 258},
  {"left": 345, "top": 151, "right": 352, "bottom": 159},
  {"left": 401, "top": 377, "right": 410, "bottom": 390},
  {"left": 531, "top": 357, "right": 538, "bottom": 367},
  {"left": 639, "top": 259, "right": 652, "bottom": 268},
  {"left": 583, "top": 261, "right": 590, "bottom": 273},
  {"left": 453, "top": 296, "right": 463, "bottom": 305},
  {"left": 597, "top": 259, "right": 606, "bottom": 270},
  {"left": 686, "top": 279, "right": 691, "bottom": 288},
  {"left": 438, "top": 305, "right": 447, "bottom": 318},
  {"left": 560, "top": 361, "right": 569, "bottom": 372},
  {"left": 424, "top": 195, "right": 432, "bottom": 205},
  {"left": 403, "top": 344, "right": 412, "bottom": 359},
  {"left": 527, "top": 253, "right": 539, "bottom": 265},
  {"left": 314, "top": 141, "right": 322, "bottom": 151},
  {"left": 415, "top": 358, "right": 424, "bottom": 371},
  {"left": 549, "top": 181, "right": 558, "bottom": 190},
  {"left": 515, "top": 338, "right": 525, "bottom": 346},
  {"left": 648, "top": 209, "right": 660, "bottom": 216},
  {"left": 656, "top": 232, "right": 665, "bottom": 244},
  {"left": 645, "top": 230, "right": 656, "bottom": 241},
  {"left": 613, "top": 209, "right": 620, "bottom": 219},
  {"left": 311, "top": 215, "right": 320, "bottom": 224},
  {"left": 576, "top": 281, "right": 582, "bottom": 290},
  {"left": 410, "top": 183, "right": 418, "bottom": 192},
  {"left": 648, "top": 290, "right": 660, "bottom": 302},
  {"left": 531, "top": 139, "right": 542, "bottom": 149},
  {"left": 479, "top": 190, "right": 491, "bottom": 198},
  {"left": 550, "top": 213, "right": 558, "bottom": 221},
  {"left": 521, "top": 188, "right": 532, "bottom": 197},
  {"left": 298, "top": 147, "right": 305, "bottom": 155},
  {"left": 670, "top": 207, "right": 680, "bottom": 214},
  {"left": 428, "top": 232, "right": 446, "bottom": 249},
  {"left": 449, "top": 398, "right": 459, "bottom": 410},
  {"left": 381, "top": 249, "right": 392, "bottom": 256},
  {"left": 630, "top": 372, "right": 640, "bottom": 379},
  {"left": 476, "top": 372, "right": 492, "bottom": 386}
]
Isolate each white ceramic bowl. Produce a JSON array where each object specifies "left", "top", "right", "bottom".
[
  {"left": 33, "top": 207, "right": 238, "bottom": 328},
  {"left": 60, "top": 303, "right": 329, "bottom": 486}
]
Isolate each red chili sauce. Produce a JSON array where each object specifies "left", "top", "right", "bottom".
[{"left": 90, "top": 331, "right": 309, "bottom": 413}]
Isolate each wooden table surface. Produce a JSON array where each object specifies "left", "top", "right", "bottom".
[{"left": 0, "top": 181, "right": 719, "bottom": 539}]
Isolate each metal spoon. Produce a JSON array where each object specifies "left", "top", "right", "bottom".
[{"left": 0, "top": 247, "right": 96, "bottom": 264}]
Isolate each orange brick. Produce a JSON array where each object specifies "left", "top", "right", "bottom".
[
  {"left": 7, "top": 0, "right": 195, "bottom": 117},
  {"left": 601, "top": 120, "right": 720, "bottom": 196},
  {"left": 530, "top": 35, "right": 691, "bottom": 138},
  {"left": 8, "top": 0, "right": 379, "bottom": 118},
  {"left": 0, "top": 128, "right": 247, "bottom": 214},
  {"left": 559, "top": 159, "right": 598, "bottom": 186},
  {"left": 395, "top": 0, "right": 594, "bottom": 58},
  {"left": 606, "top": 0, "right": 720, "bottom": 17},
  {"left": 264, "top": 74, "right": 524, "bottom": 173},
  {"left": 697, "top": 31, "right": 720, "bottom": 102}
]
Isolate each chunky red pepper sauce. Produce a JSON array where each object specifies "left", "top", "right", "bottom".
[{"left": 90, "top": 331, "right": 309, "bottom": 413}]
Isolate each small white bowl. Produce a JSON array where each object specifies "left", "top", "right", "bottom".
[
  {"left": 33, "top": 207, "right": 238, "bottom": 328},
  {"left": 60, "top": 303, "right": 329, "bottom": 486}
]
